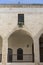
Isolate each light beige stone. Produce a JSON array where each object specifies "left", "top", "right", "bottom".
[{"left": 0, "top": 4, "right": 43, "bottom": 65}]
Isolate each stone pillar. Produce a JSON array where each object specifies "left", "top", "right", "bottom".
[
  {"left": 2, "top": 37, "right": 8, "bottom": 65},
  {"left": 34, "top": 37, "right": 40, "bottom": 65}
]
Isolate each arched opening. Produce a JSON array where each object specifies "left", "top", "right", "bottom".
[
  {"left": 8, "top": 48, "right": 13, "bottom": 62},
  {"left": 39, "top": 34, "right": 43, "bottom": 62},
  {"left": 0, "top": 36, "right": 2, "bottom": 62},
  {"left": 8, "top": 30, "right": 34, "bottom": 62},
  {"left": 17, "top": 48, "right": 23, "bottom": 60}
]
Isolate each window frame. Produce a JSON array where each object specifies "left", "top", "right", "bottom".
[{"left": 18, "top": 14, "right": 24, "bottom": 26}]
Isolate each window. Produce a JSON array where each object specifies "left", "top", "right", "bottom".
[{"left": 18, "top": 14, "right": 24, "bottom": 26}]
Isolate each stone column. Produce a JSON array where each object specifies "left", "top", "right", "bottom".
[
  {"left": 2, "top": 37, "right": 8, "bottom": 65},
  {"left": 34, "top": 37, "right": 40, "bottom": 65}
]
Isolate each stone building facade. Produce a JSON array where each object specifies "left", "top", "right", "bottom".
[{"left": 0, "top": 4, "right": 43, "bottom": 65}]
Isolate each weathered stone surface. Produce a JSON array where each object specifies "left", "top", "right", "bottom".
[{"left": 0, "top": 5, "right": 42, "bottom": 65}]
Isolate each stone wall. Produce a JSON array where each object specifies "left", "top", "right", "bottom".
[{"left": 0, "top": 5, "right": 43, "bottom": 65}]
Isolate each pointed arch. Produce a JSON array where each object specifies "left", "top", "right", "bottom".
[{"left": 8, "top": 29, "right": 34, "bottom": 62}]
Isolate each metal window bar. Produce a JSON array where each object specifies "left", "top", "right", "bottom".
[{"left": 8, "top": 54, "right": 33, "bottom": 62}]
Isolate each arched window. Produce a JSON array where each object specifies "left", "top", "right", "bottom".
[
  {"left": 17, "top": 48, "right": 23, "bottom": 60},
  {"left": 39, "top": 34, "right": 43, "bottom": 62}
]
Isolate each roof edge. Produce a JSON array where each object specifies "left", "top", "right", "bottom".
[{"left": 0, "top": 4, "right": 43, "bottom": 8}]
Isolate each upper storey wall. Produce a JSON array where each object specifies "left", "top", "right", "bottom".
[{"left": 0, "top": 4, "right": 43, "bottom": 38}]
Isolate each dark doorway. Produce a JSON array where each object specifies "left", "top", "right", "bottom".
[
  {"left": 39, "top": 34, "right": 43, "bottom": 62},
  {"left": 17, "top": 48, "right": 23, "bottom": 60},
  {"left": 32, "top": 44, "right": 34, "bottom": 62},
  {"left": 8, "top": 48, "right": 13, "bottom": 62}
]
